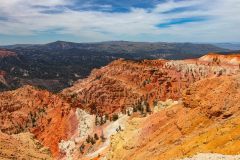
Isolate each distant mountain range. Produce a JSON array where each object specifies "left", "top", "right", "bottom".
[
  {"left": 3, "top": 41, "right": 231, "bottom": 59},
  {"left": 0, "top": 41, "right": 232, "bottom": 92},
  {"left": 213, "top": 43, "right": 240, "bottom": 50}
]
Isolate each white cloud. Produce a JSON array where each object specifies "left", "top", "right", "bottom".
[
  {"left": 153, "top": 0, "right": 203, "bottom": 13},
  {"left": 0, "top": 0, "right": 239, "bottom": 43}
]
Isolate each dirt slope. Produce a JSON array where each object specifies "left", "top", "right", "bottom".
[
  {"left": 106, "top": 75, "right": 240, "bottom": 160},
  {"left": 0, "top": 131, "right": 52, "bottom": 160}
]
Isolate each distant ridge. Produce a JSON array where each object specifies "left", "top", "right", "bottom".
[
  {"left": 213, "top": 43, "right": 240, "bottom": 50},
  {"left": 2, "top": 41, "right": 230, "bottom": 57}
]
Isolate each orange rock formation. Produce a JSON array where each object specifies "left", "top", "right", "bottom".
[
  {"left": 0, "top": 86, "right": 78, "bottom": 157},
  {"left": 107, "top": 75, "right": 240, "bottom": 160},
  {"left": 62, "top": 54, "right": 240, "bottom": 116},
  {"left": 0, "top": 53, "right": 240, "bottom": 159}
]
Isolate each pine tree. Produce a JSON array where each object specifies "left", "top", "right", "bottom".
[
  {"left": 94, "top": 133, "right": 99, "bottom": 140},
  {"left": 105, "top": 113, "right": 109, "bottom": 120},
  {"left": 79, "top": 143, "right": 85, "bottom": 153},
  {"left": 100, "top": 116, "right": 105, "bottom": 125},
  {"left": 90, "top": 137, "right": 96, "bottom": 145},
  {"left": 95, "top": 116, "right": 99, "bottom": 126},
  {"left": 100, "top": 130, "right": 106, "bottom": 142},
  {"left": 112, "top": 114, "right": 119, "bottom": 121},
  {"left": 127, "top": 110, "right": 131, "bottom": 116},
  {"left": 119, "top": 125, "right": 122, "bottom": 131},
  {"left": 86, "top": 135, "right": 91, "bottom": 143},
  {"left": 133, "top": 106, "right": 137, "bottom": 112}
]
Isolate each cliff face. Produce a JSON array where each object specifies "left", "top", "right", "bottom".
[
  {"left": 0, "top": 85, "right": 78, "bottom": 157},
  {"left": 107, "top": 75, "right": 240, "bottom": 160},
  {"left": 62, "top": 54, "right": 240, "bottom": 116}
]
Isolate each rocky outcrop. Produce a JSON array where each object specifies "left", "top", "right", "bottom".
[
  {"left": 58, "top": 108, "right": 95, "bottom": 160},
  {"left": 182, "top": 75, "right": 240, "bottom": 119},
  {"left": 0, "top": 85, "right": 78, "bottom": 157},
  {"left": 106, "top": 75, "right": 240, "bottom": 160},
  {"left": 62, "top": 53, "right": 240, "bottom": 116},
  {"left": 199, "top": 53, "right": 240, "bottom": 65}
]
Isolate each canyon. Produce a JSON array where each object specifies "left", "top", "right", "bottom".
[
  {"left": 62, "top": 53, "right": 240, "bottom": 115},
  {"left": 0, "top": 41, "right": 228, "bottom": 92},
  {"left": 0, "top": 52, "right": 240, "bottom": 160}
]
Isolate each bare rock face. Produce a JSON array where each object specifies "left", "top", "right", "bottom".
[
  {"left": 58, "top": 108, "right": 95, "bottom": 160},
  {"left": 199, "top": 53, "right": 240, "bottom": 65},
  {"left": 106, "top": 75, "right": 240, "bottom": 160},
  {"left": 0, "top": 85, "right": 78, "bottom": 157},
  {"left": 154, "top": 99, "right": 179, "bottom": 112},
  {"left": 75, "top": 108, "right": 95, "bottom": 140},
  {"left": 182, "top": 75, "right": 240, "bottom": 119},
  {"left": 62, "top": 53, "right": 240, "bottom": 116}
]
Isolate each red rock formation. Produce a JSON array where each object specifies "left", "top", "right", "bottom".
[
  {"left": 0, "top": 49, "right": 16, "bottom": 58},
  {"left": 1, "top": 52, "right": 240, "bottom": 159},
  {"left": 0, "top": 85, "right": 78, "bottom": 157},
  {"left": 62, "top": 53, "right": 240, "bottom": 115}
]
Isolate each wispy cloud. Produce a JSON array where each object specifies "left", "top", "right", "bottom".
[{"left": 0, "top": 0, "right": 239, "bottom": 44}]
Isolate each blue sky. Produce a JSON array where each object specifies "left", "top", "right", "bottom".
[{"left": 0, "top": 0, "right": 240, "bottom": 45}]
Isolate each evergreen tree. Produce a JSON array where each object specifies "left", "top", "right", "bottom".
[
  {"left": 79, "top": 143, "right": 85, "bottom": 153},
  {"left": 90, "top": 137, "right": 96, "bottom": 145},
  {"left": 112, "top": 114, "right": 119, "bottom": 121},
  {"left": 100, "top": 130, "right": 106, "bottom": 142},
  {"left": 127, "top": 110, "right": 131, "bottom": 116},
  {"left": 86, "top": 135, "right": 91, "bottom": 143},
  {"left": 94, "top": 133, "right": 99, "bottom": 140}
]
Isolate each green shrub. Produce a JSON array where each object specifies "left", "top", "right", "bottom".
[
  {"left": 94, "top": 133, "right": 99, "bottom": 140},
  {"left": 112, "top": 114, "right": 119, "bottom": 121}
]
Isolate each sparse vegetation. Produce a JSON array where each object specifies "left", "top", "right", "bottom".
[
  {"left": 153, "top": 100, "right": 158, "bottom": 107},
  {"left": 133, "top": 106, "right": 137, "bottom": 112},
  {"left": 127, "top": 110, "right": 131, "bottom": 116},
  {"left": 79, "top": 143, "right": 85, "bottom": 154},
  {"left": 116, "top": 125, "right": 122, "bottom": 132},
  {"left": 105, "top": 113, "right": 109, "bottom": 120},
  {"left": 90, "top": 137, "right": 96, "bottom": 145},
  {"left": 94, "top": 133, "right": 99, "bottom": 140},
  {"left": 86, "top": 135, "right": 91, "bottom": 143},
  {"left": 112, "top": 114, "right": 119, "bottom": 121},
  {"left": 100, "top": 131, "right": 106, "bottom": 142}
]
